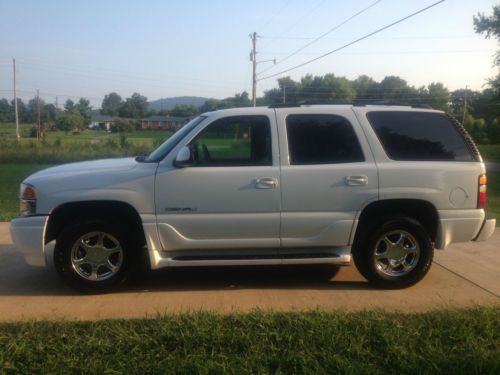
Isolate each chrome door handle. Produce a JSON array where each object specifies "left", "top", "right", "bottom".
[
  {"left": 346, "top": 175, "right": 368, "bottom": 186},
  {"left": 255, "top": 177, "right": 278, "bottom": 189}
]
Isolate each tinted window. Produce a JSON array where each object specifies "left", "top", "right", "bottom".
[
  {"left": 367, "top": 111, "right": 473, "bottom": 161},
  {"left": 286, "top": 114, "right": 364, "bottom": 165},
  {"left": 190, "top": 116, "right": 272, "bottom": 166}
]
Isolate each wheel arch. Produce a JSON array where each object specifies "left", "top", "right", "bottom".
[
  {"left": 45, "top": 200, "right": 146, "bottom": 247},
  {"left": 352, "top": 199, "right": 439, "bottom": 245}
]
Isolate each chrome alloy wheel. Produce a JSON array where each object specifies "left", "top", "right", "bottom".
[
  {"left": 70, "top": 232, "right": 123, "bottom": 281},
  {"left": 373, "top": 230, "right": 420, "bottom": 277}
]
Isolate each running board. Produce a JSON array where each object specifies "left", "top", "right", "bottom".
[{"left": 150, "top": 247, "right": 352, "bottom": 269}]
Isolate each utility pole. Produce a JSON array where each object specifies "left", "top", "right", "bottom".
[
  {"left": 283, "top": 85, "right": 286, "bottom": 104},
  {"left": 250, "top": 32, "right": 257, "bottom": 107},
  {"left": 13, "top": 58, "right": 20, "bottom": 142},
  {"left": 37, "top": 89, "right": 41, "bottom": 141},
  {"left": 462, "top": 85, "right": 468, "bottom": 126}
]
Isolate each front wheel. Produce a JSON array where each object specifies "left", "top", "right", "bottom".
[
  {"left": 352, "top": 216, "right": 434, "bottom": 289},
  {"left": 54, "top": 218, "right": 132, "bottom": 293}
]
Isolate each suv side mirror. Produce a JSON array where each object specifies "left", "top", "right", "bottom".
[{"left": 174, "top": 146, "right": 192, "bottom": 168}]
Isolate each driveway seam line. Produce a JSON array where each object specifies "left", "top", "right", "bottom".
[{"left": 433, "top": 261, "right": 500, "bottom": 299}]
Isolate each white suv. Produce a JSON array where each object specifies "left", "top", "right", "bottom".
[{"left": 10, "top": 104, "right": 496, "bottom": 292}]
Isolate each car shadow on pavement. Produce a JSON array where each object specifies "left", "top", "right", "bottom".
[
  {"left": 0, "top": 244, "right": 373, "bottom": 296},
  {"left": 127, "top": 264, "right": 372, "bottom": 293}
]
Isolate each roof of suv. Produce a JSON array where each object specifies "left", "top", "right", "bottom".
[{"left": 202, "top": 104, "right": 442, "bottom": 117}]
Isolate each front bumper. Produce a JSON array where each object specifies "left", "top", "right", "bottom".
[
  {"left": 473, "top": 217, "right": 496, "bottom": 242},
  {"left": 9, "top": 215, "right": 49, "bottom": 267}
]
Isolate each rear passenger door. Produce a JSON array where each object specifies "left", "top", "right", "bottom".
[{"left": 276, "top": 108, "right": 378, "bottom": 248}]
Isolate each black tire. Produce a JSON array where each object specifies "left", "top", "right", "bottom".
[
  {"left": 352, "top": 216, "right": 434, "bottom": 289},
  {"left": 54, "top": 217, "right": 134, "bottom": 293}
]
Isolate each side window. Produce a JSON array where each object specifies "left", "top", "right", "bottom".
[
  {"left": 190, "top": 115, "right": 272, "bottom": 166},
  {"left": 286, "top": 114, "right": 364, "bottom": 165},
  {"left": 367, "top": 111, "right": 474, "bottom": 161}
]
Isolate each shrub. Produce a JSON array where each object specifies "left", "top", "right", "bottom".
[{"left": 110, "top": 118, "right": 134, "bottom": 133}]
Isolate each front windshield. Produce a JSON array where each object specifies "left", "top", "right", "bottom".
[{"left": 144, "top": 116, "right": 207, "bottom": 162}]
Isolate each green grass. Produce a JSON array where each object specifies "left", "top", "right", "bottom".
[
  {"left": 0, "top": 308, "right": 499, "bottom": 374},
  {"left": 0, "top": 163, "right": 53, "bottom": 221},
  {"left": 0, "top": 122, "right": 170, "bottom": 163},
  {"left": 479, "top": 145, "right": 500, "bottom": 162}
]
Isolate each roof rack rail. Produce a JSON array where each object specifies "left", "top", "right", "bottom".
[
  {"left": 268, "top": 99, "right": 350, "bottom": 108},
  {"left": 352, "top": 99, "right": 433, "bottom": 109},
  {"left": 267, "top": 103, "right": 302, "bottom": 108}
]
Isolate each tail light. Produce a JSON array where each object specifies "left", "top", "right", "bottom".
[{"left": 478, "top": 174, "right": 487, "bottom": 209}]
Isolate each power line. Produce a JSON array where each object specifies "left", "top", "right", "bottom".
[
  {"left": 14, "top": 58, "right": 248, "bottom": 88},
  {"left": 259, "top": 0, "right": 294, "bottom": 31},
  {"left": 258, "top": 0, "right": 382, "bottom": 76},
  {"left": 17, "top": 61, "right": 245, "bottom": 91},
  {"left": 260, "top": 49, "right": 494, "bottom": 56},
  {"left": 258, "top": 0, "right": 446, "bottom": 81},
  {"left": 260, "top": 34, "right": 477, "bottom": 40},
  {"left": 259, "top": 0, "right": 327, "bottom": 51}
]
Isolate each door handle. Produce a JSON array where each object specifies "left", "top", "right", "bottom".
[
  {"left": 255, "top": 177, "right": 278, "bottom": 189},
  {"left": 346, "top": 175, "right": 368, "bottom": 186}
]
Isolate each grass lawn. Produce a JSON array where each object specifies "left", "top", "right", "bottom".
[
  {"left": 479, "top": 145, "right": 500, "bottom": 162},
  {"left": 0, "top": 122, "right": 170, "bottom": 163},
  {"left": 0, "top": 163, "right": 53, "bottom": 221},
  {"left": 0, "top": 308, "right": 499, "bottom": 373}
]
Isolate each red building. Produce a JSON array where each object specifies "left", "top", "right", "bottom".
[{"left": 141, "top": 116, "right": 190, "bottom": 131}]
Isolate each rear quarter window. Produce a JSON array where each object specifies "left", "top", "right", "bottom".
[{"left": 367, "top": 111, "right": 474, "bottom": 161}]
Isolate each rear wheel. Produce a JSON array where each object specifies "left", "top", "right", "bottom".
[
  {"left": 352, "top": 216, "right": 434, "bottom": 289},
  {"left": 54, "top": 218, "right": 133, "bottom": 293}
]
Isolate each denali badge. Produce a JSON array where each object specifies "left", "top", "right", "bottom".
[{"left": 164, "top": 207, "right": 198, "bottom": 212}]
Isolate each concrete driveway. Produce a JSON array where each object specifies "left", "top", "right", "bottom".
[{"left": 0, "top": 222, "right": 498, "bottom": 321}]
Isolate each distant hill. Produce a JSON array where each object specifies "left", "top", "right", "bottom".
[{"left": 148, "top": 96, "right": 210, "bottom": 111}]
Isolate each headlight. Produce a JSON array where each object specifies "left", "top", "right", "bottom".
[{"left": 20, "top": 183, "right": 37, "bottom": 216}]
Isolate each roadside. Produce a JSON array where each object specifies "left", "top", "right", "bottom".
[
  {"left": 0, "top": 223, "right": 498, "bottom": 321},
  {"left": 486, "top": 162, "right": 500, "bottom": 172}
]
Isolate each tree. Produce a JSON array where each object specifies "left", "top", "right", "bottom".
[
  {"left": 169, "top": 104, "right": 199, "bottom": 117},
  {"left": 56, "top": 111, "right": 84, "bottom": 133},
  {"left": 64, "top": 99, "right": 75, "bottom": 112},
  {"left": 487, "top": 117, "right": 500, "bottom": 143},
  {"left": 27, "top": 96, "right": 47, "bottom": 123},
  {"left": 0, "top": 98, "right": 11, "bottom": 122},
  {"left": 426, "top": 82, "right": 450, "bottom": 111},
  {"left": 474, "top": 5, "right": 500, "bottom": 65},
  {"left": 118, "top": 93, "right": 148, "bottom": 118},
  {"left": 200, "top": 91, "right": 253, "bottom": 111},
  {"left": 101, "top": 92, "right": 123, "bottom": 116},
  {"left": 44, "top": 104, "right": 58, "bottom": 123},
  {"left": 75, "top": 98, "right": 92, "bottom": 125},
  {"left": 110, "top": 118, "right": 134, "bottom": 133},
  {"left": 474, "top": 5, "right": 500, "bottom": 116},
  {"left": 11, "top": 98, "right": 28, "bottom": 122},
  {"left": 376, "top": 76, "right": 416, "bottom": 101},
  {"left": 352, "top": 75, "right": 378, "bottom": 100},
  {"left": 199, "top": 98, "right": 219, "bottom": 113}
]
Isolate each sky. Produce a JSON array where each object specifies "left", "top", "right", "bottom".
[{"left": 0, "top": 0, "right": 499, "bottom": 107}]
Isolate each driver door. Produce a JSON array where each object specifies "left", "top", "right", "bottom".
[{"left": 154, "top": 113, "right": 281, "bottom": 252}]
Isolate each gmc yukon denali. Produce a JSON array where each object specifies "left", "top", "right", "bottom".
[{"left": 10, "top": 104, "right": 496, "bottom": 292}]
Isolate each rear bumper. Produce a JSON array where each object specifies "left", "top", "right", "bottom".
[
  {"left": 9, "top": 216, "right": 49, "bottom": 267},
  {"left": 473, "top": 217, "right": 496, "bottom": 242},
  {"left": 436, "top": 209, "right": 488, "bottom": 249}
]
